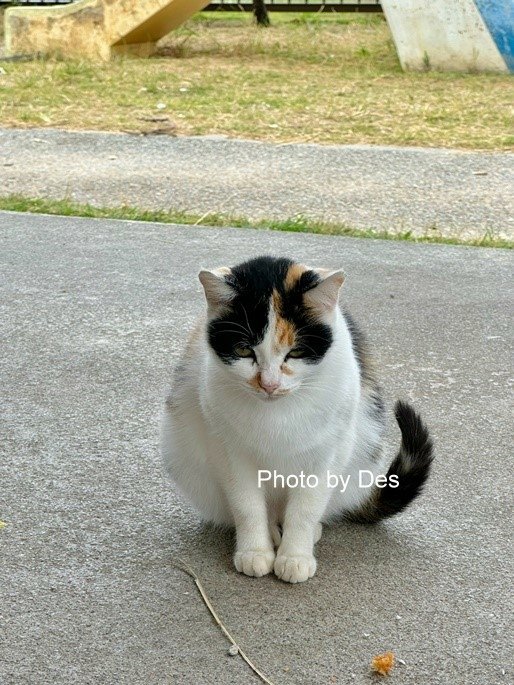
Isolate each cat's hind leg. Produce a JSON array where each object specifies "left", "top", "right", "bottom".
[
  {"left": 161, "top": 404, "right": 233, "bottom": 527},
  {"left": 314, "top": 522, "right": 323, "bottom": 543}
]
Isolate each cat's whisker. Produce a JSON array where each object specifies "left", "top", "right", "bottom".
[
  {"left": 294, "top": 325, "right": 330, "bottom": 340},
  {"left": 239, "top": 304, "right": 254, "bottom": 338},
  {"left": 213, "top": 328, "right": 248, "bottom": 337},
  {"left": 221, "top": 319, "right": 253, "bottom": 335}
]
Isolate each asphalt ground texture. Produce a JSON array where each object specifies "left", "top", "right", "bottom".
[
  {"left": 1, "top": 128, "right": 513, "bottom": 241},
  {"left": 0, "top": 211, "right": 512, "bottom": 684}
]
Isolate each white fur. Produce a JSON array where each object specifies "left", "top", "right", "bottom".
[{"left": 161, "top": 298, "right": 386, "bottom": 583}]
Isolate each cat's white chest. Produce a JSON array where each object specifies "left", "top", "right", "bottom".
[{"left": 202, "top": 380, "right": 347, "bottom": 469}]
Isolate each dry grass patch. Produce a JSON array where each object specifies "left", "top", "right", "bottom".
[{"left": 0, "top": 13, "right": 512, "bottom": 150}]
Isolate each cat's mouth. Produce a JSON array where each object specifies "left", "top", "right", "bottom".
[{"left": 256, "top": 389, "right": 291, "bottom": 401}]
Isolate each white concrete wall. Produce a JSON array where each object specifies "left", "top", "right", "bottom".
[{"left": 381, "top": 0, "right": 508, "bottom": 73}]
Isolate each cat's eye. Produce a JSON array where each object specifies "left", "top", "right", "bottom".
[
  {"left": 234, "top": 346, "right": 254, "bottom": 358},
  {"left": 286, "top": 349, "right": 305, "bottom": 359}
]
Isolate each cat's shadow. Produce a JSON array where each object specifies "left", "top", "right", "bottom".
[
  {"left": 170, "top": 517, "right": 424, "bottom": 580},
  {"left": 320, "top": 520, "right": 419, "bottom": 568}
]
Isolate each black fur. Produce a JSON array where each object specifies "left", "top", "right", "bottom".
[
  {"left": 344, "top": 309, "right": 385, "bottom": 427},
  {"left": 207, "top": 256, "right": 332, "bottom": 365},
  {"left": 347, "top": 401, "right": 434, "bottom": 523}
]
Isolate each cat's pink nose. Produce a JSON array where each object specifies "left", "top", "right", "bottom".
[{"left": 259, "top": 377, "right": 280, "bottom": 395}]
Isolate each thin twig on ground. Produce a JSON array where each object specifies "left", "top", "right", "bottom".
[{"left": 173, "top": 558, "right": 277, "bottom": 685}]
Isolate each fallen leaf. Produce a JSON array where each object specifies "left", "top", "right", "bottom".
[{"left": 371, "top": 651, "right": 395, "bottom": 676}]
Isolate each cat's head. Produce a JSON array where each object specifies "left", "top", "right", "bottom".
[{"left": 199, "top": 256, "right": 344, "bottom": 400}]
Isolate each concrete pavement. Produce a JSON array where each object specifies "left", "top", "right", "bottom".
[
  {"left": 0, "top": 211, "right": 512, "bottom": 684},
  {"left": 1, "top": 128, "right": 513, "bottom": 241}
]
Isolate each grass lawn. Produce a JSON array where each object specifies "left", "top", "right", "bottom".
[
  {"left": 0, "top": 196, "right": 511, "bottom": 248},
  {"left": 1, "top": 12, "right": 513, "bottom": 151}
]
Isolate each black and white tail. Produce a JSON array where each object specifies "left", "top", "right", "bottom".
[{"left": 347, "top": 401, "right": 434, "bottom": 523}]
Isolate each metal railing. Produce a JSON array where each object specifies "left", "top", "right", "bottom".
[{"left": 205, "top": 1, "right": 382, "bottom": 11}]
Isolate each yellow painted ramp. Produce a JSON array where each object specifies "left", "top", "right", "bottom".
[{"left": 5, "top": 0, "right": 211, "bottom": 60}]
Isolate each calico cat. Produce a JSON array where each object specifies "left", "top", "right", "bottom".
[{"left": 161, "top": 256, "right": 433, "bottom": 583}]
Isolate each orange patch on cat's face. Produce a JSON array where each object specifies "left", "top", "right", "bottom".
[
  {"left": 247, "top": 372, "right": 262, "bottom": 391},
  {"left": 271, "top": 288, "right": 282, "bottom": 314},
  {"left": 275, "top": 316, "right": 295, "bottom": 349},
  {"left": 281, "top": 363, "right": 294, "bottom": 376},
  {"left": 272, "top": 264, "right": 309, "bottom": 352},
  {"left": 284, "top": 262, "right": 308, "bottom": 291},
  {"left": 272, "top": 288, "right": 295, "bottom": 352}
]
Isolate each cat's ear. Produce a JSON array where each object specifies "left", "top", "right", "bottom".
[
  {"left": 304, "top": 269, "right": 345, "bottom": 312},
  {"left": 198, "top": 267, "right": 234, "bottom": 314}
]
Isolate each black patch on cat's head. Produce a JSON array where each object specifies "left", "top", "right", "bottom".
[{"left": 206, "top": 256, "right": 333, "bottom": 365}]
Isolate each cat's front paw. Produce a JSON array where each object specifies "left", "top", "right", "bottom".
[
  {"left": 234, "top": 549, "right": 275, "bottom": 577},
  {"left": 274, "top": 553, "right": 317, "bottom": 583}
]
